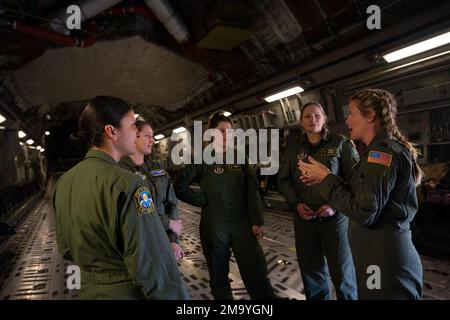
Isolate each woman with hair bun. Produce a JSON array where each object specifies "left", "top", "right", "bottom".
[{"left": 53, "top": 96, "right": 189, "bottom": 300}]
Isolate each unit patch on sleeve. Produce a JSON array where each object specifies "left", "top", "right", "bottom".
[{"left": 133, "top": 186, "right": 155, "bottom": 215}]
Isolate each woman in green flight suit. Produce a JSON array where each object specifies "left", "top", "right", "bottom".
[
  {"left": 278, "top": 102, "right": 358, "bottom": 300},
  {"left": 120, "top": 120, "right": 185, "bottom": 261},
  {"left": 298, "top": 89, "right": 423, "bottom": 299},
  {"left": 174, "top": 111, "right": 275, "bottom": 300},
  {"left": 52, "top": 96, "right": 189, "bottom": 300}
]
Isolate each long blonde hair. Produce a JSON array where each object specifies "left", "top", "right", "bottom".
[{"left": 351, "top": 89, "right": 423, "bottom": 186}]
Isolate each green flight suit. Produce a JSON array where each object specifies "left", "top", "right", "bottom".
[
  {"left": 52, "top": 149, "right": 190, "bottom": 300},
  {"left": 174, "top": 154, "right": 275, "bottom": 300},
  {"left": 318, "top": 130, "right": 423, "bottom": 299},
  {"left": 278, "top": 129, "right": 358, "bottom": 300},
  {"left": 120, "top": 156, "right": 180, "bottom": 243}
]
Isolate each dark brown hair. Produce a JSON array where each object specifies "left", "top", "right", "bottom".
[
  {"left": 207, "top": 110, "right": 233, "bottom": 129},
  {"left": 72, "top": 96, "right": 132, "bottom": 147}
]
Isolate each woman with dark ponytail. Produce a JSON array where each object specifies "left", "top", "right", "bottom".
[
  {"left": 297, "top": 89, "right": 423, "bottom": 299},
  {"left": 53, "top": 96, "right": 189, "bottom": 300}
]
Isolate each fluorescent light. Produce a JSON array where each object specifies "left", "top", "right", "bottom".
[
  {"left": 264, "top": 86, "right": 304, "bottom": 102},
  {"left": 383, "top": 31, "right": 450, "bottom": 63},
  {"left": 29, "top": 146, "right": 36, "bottom": 149},
  {"left": 36, "top": 146, "right": 42, "bottom": 150},
  {"left": 45, "top": 131, "right": 50, "bottom": 136},
  {"left": 173, "top": 127, "right": 186, "bottom": 134},
  {"left": 40, "top": 148, "right": 45, "bottom": 153},
  {"left": 26, "top": 139, "right": 34, "bottom": 145},
  {"left": 0, "top": 113, "right": 6, "bottom": 124},
  {"left": 18, "top": 130, "right": 27, "bottom": 138},
  {"left": 387, "top": 49, "right": 450, "bottom": 72},
  {"left": 134, "top": 113, "right": 139, "bottom": 119},
  {"left": 154, "top": 134, "right": 165, "bottom": 140},
  {"left": 223, "top": 111, "right": 232, "bottom": 117}
]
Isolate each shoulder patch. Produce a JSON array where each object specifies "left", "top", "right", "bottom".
[
  {"left": 213, "top": 165, "right": 224, "bottom": 174},
  {"left": 321, "top": 148, "right": 337, "bottom": 156},
  {"left": 133, "top": 186, "right": 155, "bottom": 215},
  {"left": 367, "top": 151, "right": 392, "bottom": 167},
  {"left": 149, "top": 169, "right": 167, "bottom": 177}
]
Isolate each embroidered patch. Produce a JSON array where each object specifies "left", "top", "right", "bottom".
[
  {"left": 213, "top": 165, "right": 224, "bottom": 174},
  {"left": 149, "top": 169, "right": 166, "bottom": 177},
  {"left": 321, "top": 148, "right": 337, "bottom": 156},
  {"left": 367, "top": 151, "right": 392, "bottom": 167},
  {"left": 297, "top": 150, "right": 308, "bottom": 160},
  {"left": 134, "top": 186, "right": 155, "bottom": 215},
  {"left": 227, "top": 164, "right": 242, "bottom": 171}
]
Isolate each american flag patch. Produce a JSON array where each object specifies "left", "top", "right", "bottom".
[{"left": 367, "top": 151, "right": 392, "bottom": 167}]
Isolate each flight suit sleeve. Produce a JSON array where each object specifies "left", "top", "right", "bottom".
[
  {"left": 164, "top": 178, "right": 179, "bottom": 219},
  {"left": 159, "top": 213, "right": 170, "bottom": 230},
  {"left": 117, "top": 184, "right": 188, "bottom": 300},
  {"left": 277, "top": 147, "right": 300, "bottom": 212},
  {"left": 166, "top": 230, "right": 179, "bottom": 243},
  {"left": 318, "top": 150, "right": 397, "bottom": 227},
  {"left": 246, "top": 164, "right": 265, "bottom": 226},
  {"left": 340, "top": 138, "right": 360, "bottom": 181},
  {"left": 174, "top": 164, "right": 207, "bottom": 207},
  {"left": 52, "top": 185, "right": 74, "bottom": 261}
]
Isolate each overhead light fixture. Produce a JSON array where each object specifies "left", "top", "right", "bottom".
[
  {"left": 173, "top": 127, "right": 186, "bottom": 134},
  {"left": 264, "top": 86, "right": 304, "bottom": 102},
  {"left": 388, "top": 49, "right": 450, "bottom": 72},
  {"left": 26, "top": 139, "right": 34, "bottom": 145},
  {"left": 40, "top": 148, "right": 45, "bottom": 153},
  {"left": 134, "top": 113, "right": 140, "bottom": 119},
  {"left": 154, "top": 134, "right": 165, "bottom": 140},
  {"left": 18, "top": 130, "right": 27, "bottom": 138},
  {"left": 383, "top": 31, "right": 450, "bottom": 63},
  {"left": 223, "top": 111, "right": 232, "bottom": 117},
  {"left": 29, "top": 146, "right": 36, "bottom": 149},
  {"left": 45, "top": 131, "right": 50, "bottom": 136},
  {"left": 0, "top": 113, "right": 6, "bottom": 124},
  {"left": 19, "top": 142, "right": 24, "bottom": 146},
  {"left": 36, "top": 146, "right": 42, "bottom": 150}
]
